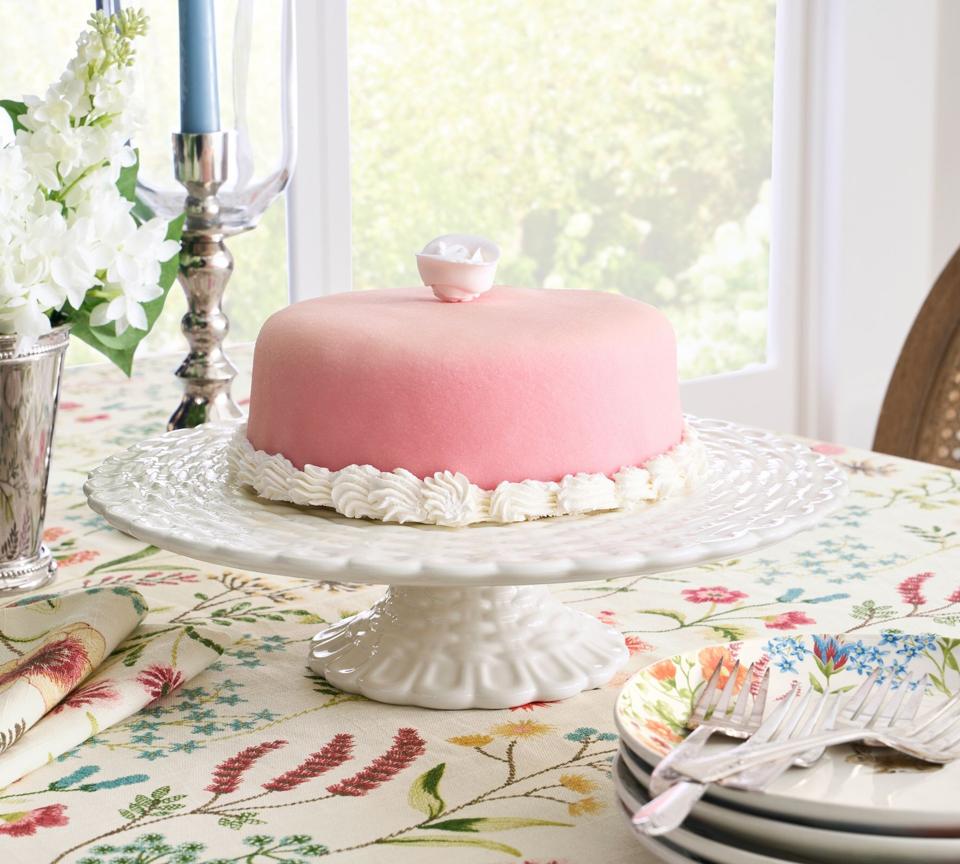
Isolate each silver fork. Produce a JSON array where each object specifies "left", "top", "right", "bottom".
[
  {"left": 634, "top": 678, "right": 805, "bottom": 835},
  {"left": 633, "top": 671, "right": 931, "bottom": 835},
  {"left": 725, "top": 672, "right": 926, "bottom": 790},
  {"left": 680, "top": 675, "right": 959, "bottom": 783},
  {"left": 635, "top": 661, "right": 769, "bottom": 834},
  {"left": 645, "top": 661, "right": 769, "bottom": 799}
]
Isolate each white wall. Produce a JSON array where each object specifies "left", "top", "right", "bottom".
[{"left": 806, "top": 0, "right": 960, "bottom": 448}]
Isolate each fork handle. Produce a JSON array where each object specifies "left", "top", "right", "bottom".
[
  {"left": 647, "top": 725, "right": 713, "bottom": 796},
  {"left": 631, "top": 780, "right": 707, "bottom": 836},
  {"left": 679, "top": 726, "right": 870, "bottom": 783}
]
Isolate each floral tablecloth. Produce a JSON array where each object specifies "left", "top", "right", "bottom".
[{"left": 4, "top": 346, "right": 960, "bottom": 864}]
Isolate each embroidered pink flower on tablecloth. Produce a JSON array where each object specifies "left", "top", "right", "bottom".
[
  {"left": 625, "top": 636, "right": 654, "bottom": 656},
  {"left": 682, "top": 586, "right": 748, "bottom": 605},
  {"left": 764, "top": 611, "right": 815, "bottom": 630},
  {"left": 57, "top": 550, "right": 99, "bottom": 567},
  {"left": 42, "top": 526, "right": 68, "bottom": 542},
  {"left": 206, "top": 740, "right": 288, "bottom": 795},
  {"left": 263, "top": 733, "right": 354, "bottom": 791},
  {"left": 0, "top": 804, "right": 68, "bottom": 837},
  {"left": 327, "top": 728, "right": 425, "bottom": 797},
  {"left": 898, "top": 572, "right": 933, "bottom": 607},
  {"left": 136, "top": 664, "right": 185, "bottom": 704}
]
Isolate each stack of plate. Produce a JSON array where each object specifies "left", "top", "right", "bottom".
[{"left": 612, "top": 632, "right": 960, "bottom": 863}]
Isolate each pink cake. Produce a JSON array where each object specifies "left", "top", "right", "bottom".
[{"left": 233, "top": 285, "right": 705, "bottom": 526}]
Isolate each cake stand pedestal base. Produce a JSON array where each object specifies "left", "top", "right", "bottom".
[{"left": 307, "top": 584, "right": 628, "bottom": 710}]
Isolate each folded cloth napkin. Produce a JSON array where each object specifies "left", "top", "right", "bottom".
[{"left": 0, "top": 586, "right": 224, "bottom": 789}]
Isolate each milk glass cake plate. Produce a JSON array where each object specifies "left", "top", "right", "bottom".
[
  {"left": 84, "top": 417, "right": 846, "bottom": 710},
  {"left": 616, "top": 633, "right": 960, "bottom": 837}
]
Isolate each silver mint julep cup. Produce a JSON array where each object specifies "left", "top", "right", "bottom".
[{"left": 0, "top": 326, "right": 70, "bottom": 593}]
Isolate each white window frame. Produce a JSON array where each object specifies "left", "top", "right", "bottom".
[
  {"left": 286, "top": 0, "right": 352, "bottom": 301},
  {"left": 679, "top": 0, "right": 808, "bottom": 432},
  {"left": 288, "top": 0, "right": 810, "bottom": 433}
]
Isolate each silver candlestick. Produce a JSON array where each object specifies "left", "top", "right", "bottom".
[{"left": 167, "top": 131, "right": 244, "bottom": 430}]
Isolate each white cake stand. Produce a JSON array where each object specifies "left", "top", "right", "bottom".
[{"left": 83, "top": 418, "right": 846, "bottom": 710}]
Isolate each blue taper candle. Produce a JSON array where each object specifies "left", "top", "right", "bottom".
[{"left": 178, "top": 0, "right": 221, "bottom": 133}]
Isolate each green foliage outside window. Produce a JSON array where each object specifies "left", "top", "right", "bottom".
[{"left": 349, "top": 0, "right": 775, "bottom": 378}]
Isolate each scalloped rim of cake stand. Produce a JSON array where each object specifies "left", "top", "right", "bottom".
[
  {"left": 83, "top": 418, "right": 847, "bottom": 709},
  {"left": 83, "top": 417, "right": 848, "bottom": 586}
]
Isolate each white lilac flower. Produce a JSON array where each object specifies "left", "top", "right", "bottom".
[
  {"left": 89, "top": 281, "right": 162, "bottom": 334},
  {"left": 0, "top": 9, "right": 171, "bottom": 353},
  {"left": 108, "top": 216, "right": 179, "bottom": 289}
]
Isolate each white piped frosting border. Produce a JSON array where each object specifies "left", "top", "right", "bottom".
[{"left": 228, "top": 422, "right": 707, "bottom": 528}]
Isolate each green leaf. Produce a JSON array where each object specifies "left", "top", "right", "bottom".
[
  {"left": 116, "top": 148, "right": 139, "bottom": 203},
  {"left": 0, "top": 99, "right": 27, "bottom": 132},
  {"left": 286, "top": 609, "right": 327, "bottom": 625},
  {"left": 115, "top": 148, "right": 156, "bottom": 224},
  {"left": 709, "top": 624, "right": 748, "bottom": 642},
  {"left": 121, "top": 642, "right": 145, "bottom": 668},
  {"left": 377, "top": 836, "right": 522, "bottom": 857},
  {"left": 426, "top": 817, "right": 572, "bottom": 833},
  {"left": 808, "top": 672, "right": 824, "bottom": 694},
  {"left": 408, "top": 763, "right": 445, "bottom": 818},
  {"left": 68, "top": 213, "right": 184, "bottom": 375},
  {"left": 638, "top": 608, "right": 686, "bottom": 624},
  {"left": 184, "top": 625, "right": 226, "bottom": 656},
  {"left": 85, "top": 544, "right": 161, "bottom": 576}
]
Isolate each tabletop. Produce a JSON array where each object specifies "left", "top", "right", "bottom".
[{"left": 5, "top": 345, "right": 960, "bottom": 864}]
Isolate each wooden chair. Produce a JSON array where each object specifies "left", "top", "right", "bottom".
[{"left": 874, "top": 246, "right": 960, "bottom": 467}]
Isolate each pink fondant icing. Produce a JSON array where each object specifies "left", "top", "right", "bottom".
[{"left": 246, "top": 286, "right": 683, "bottom": 489}]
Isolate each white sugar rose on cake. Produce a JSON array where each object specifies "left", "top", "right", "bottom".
[{"left": 229, "top": 235, "right": 706, "bottom": 526}]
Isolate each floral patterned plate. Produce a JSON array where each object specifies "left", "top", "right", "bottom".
[{"left": 615, "top": 632, "right": 960, "bottom": 836}]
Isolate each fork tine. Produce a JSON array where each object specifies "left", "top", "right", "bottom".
[
  {"left": 938, "top": 719, "right": 960, "bottom": 751},
  {"left": 772, "top": 687, "right": 815, "bottom": 741},
  {"left": 729, "top": 662, "right": 756, "bottom": 723},
  {"left": 748, "top": 667, "right": 771, "bottom": 727},
  {"left": 883, "top": 676, "right": 917, "bottom": 729},
  {"left": 710, "top": 661, "right": 742, "bottom": 720},
  {"left": 819, "top": 690, "right": 844, "bottom": 732},
  {"left": 690, "top": 659, "right": 725, "bottom": 725},
  {"left": 841, "top": 670, "right": 881, "bottom": 720},
  {"left": 749, "top": 683, "right": 800, "bottom": 745},
  {"left": 921, "top": 709, "right": 960, "bottom": 750},
  {"left": 867, "top": 676, "right": 913, "bottom": 729},
  {"left": 913, "top": 690, "right": 960, "bottom": 735},
  {"left": 806, "top": 688, "right": 836, "bottom": 733},
  {"left": 918, "top": 697, "right": 960, "bottom": 744},
  {"left": 900, "top": 674, "right": 929, "bottom": 725},
  {"left": 859, "top": 676, "right": 894, "bottom": 726}
]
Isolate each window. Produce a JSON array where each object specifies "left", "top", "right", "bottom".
[
  {"left": 346, "top": 1, "right": 775, "bottom": 381},
  {"left": 291, "top": 1, "right": 803, "bottom": 430}
]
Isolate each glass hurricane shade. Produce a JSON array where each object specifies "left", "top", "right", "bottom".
[{"left": 133, "top": 0, "right": 296, "bottom": 233}]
